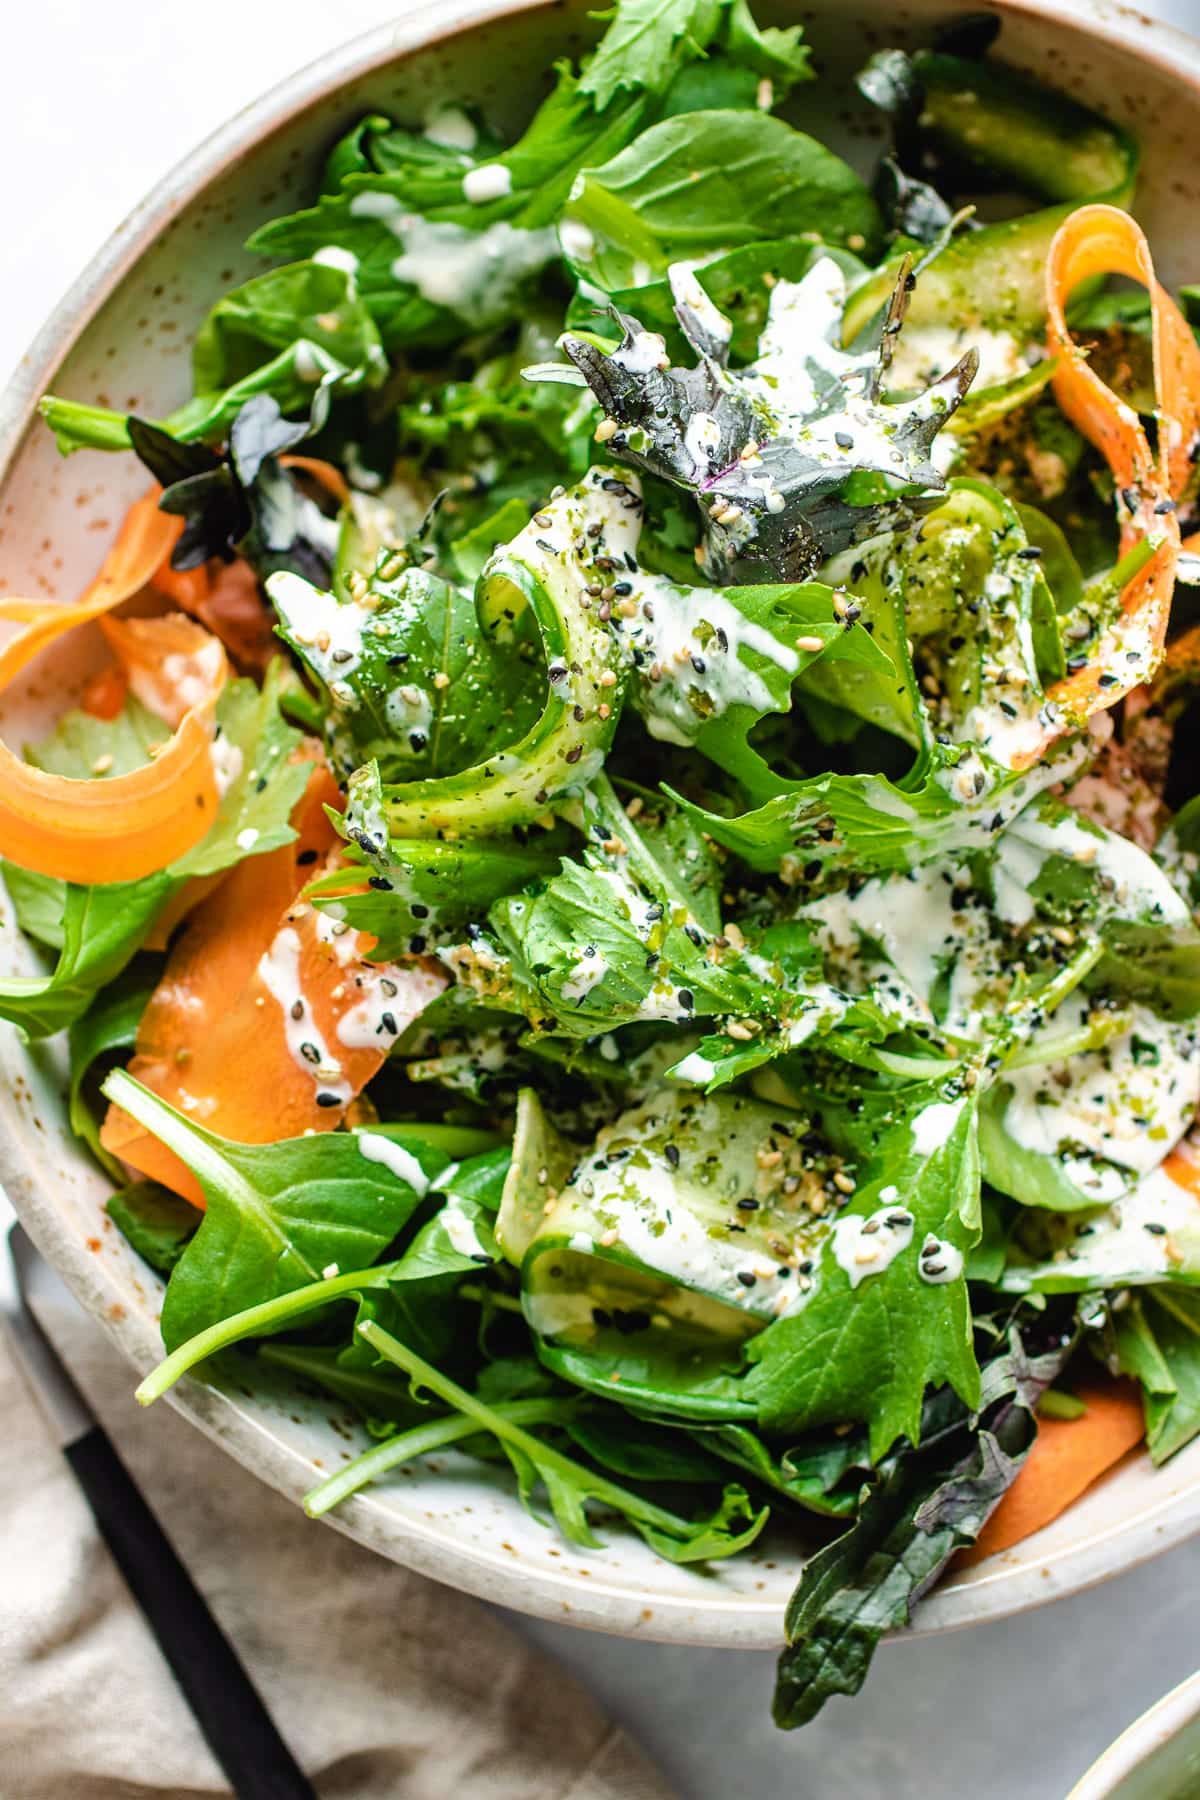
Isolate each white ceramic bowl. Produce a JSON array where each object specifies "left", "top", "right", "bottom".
[
  {"left": 3, "top": 0, "right": 1200, "bottom": 1648},
  {"left": 1069, "top": 1671, "right": 1200, "bottom": 1800}
]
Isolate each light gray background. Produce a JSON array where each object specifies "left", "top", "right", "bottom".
[{"left": 3, "top": 3, "right": 1200, "bottom": 1795}]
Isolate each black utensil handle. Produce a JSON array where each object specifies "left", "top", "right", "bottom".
[{"left": 64, "top": 1425, "right": 316, "bottom": 1800}]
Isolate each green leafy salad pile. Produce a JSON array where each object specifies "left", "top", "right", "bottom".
[{"left": 7, "top": 0, "right": 1200, "bottom": 1728}]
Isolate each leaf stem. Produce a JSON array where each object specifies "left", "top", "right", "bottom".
[
  {"left": 359, "top": 1319, "right": 708, "bottom": 1541},
  {"left": 303, "top": 1398, "right": 577, "bottom": 1517},
  {"left": 136, "top": 1265, "right": 389, "bottom": 1404}
]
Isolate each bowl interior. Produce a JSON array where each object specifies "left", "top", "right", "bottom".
[{"left": 3, "top": 0, "right": 1200, "bottom": 1646}]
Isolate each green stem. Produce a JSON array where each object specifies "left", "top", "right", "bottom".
[
  {"left": 1002, "top": 1004, "right": 1132, "bottom": 1072},
  {"left": 136, "top": 1265, "right": 389, "bottom": 1404},
  {"left": 458, "top": 1283, "right": 524, "bottom": 1313},
  {"left": 359, "top": 1320, "right": 705, "bottom": 1542},
  {"left": 1080, "top": 533, "right": 1160, "bottom": 616},
  {"left": 304, "top": 1398, "right": 577, "bottom": 1517}
]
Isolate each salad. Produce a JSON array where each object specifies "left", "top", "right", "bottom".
[{"left": 2, "top": 0, "right": 1200, "bottom": 1729}]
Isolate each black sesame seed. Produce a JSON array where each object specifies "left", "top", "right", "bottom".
[
  {"left": 368, "top": 875, "right": 393, "bottom": 891},
  {"left": 736, "top": 1270, "right": 758, "bottom": 1288},
  {"left": 737, "top": 1196, "right": 760, "bottom": 1211},
  {"left": 316, "top": 1092, "right": 342, "bottom": 1108},
  {"left": 380, "top": 1011, "right": 398, "bottom": 1035},
  {"left": 1144, "top": 1221, "right": 1168, "bottom": 1235},
  {"left": 299, "top": 1042, "right": 321, "bottom": 1065},
  {"left": 665, "top": 1144, "right": 680, "bottom": 1168},
  {"left": 296, "top": 849, "right": 318, "bottom": 865}
]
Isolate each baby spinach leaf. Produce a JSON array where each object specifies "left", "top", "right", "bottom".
[
  {"left": 0, "top": 876, "right": 174, "bottom": 1040},
  {"left": 106, "top": 1182, "right": 200, "bottom": 1278},
  {"left": 68, "top": 964, "right": 158, "bottom": 1179},
  {"left": 103, "top": 1070, "right": 448, "bottom": 1351},
  {"left": 0, "top": 864, "right": 66, "bottom": 949},
  {"left": 772, "top": 1312, "right": 1073, "bottom": 1726},
  {"left": 1115, "top": 1288, "right": 1200, "bottom": 1465},
  {"left": 562, "top": 112, "right": 879, "bottom": 293}
]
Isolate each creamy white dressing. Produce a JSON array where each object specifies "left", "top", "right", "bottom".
[
  {"left": 917, "top": 1234, "right": 964, "bottom": 1284},
  {"left": 347, "top": 194, "right": 557, "bottom": 326},
  {"left": 910, "top": 1099, "right": 966, "bottom": 1158},
  {"left": 423, "top": 103, "right": 477, "bottom": 151},
  {"left": 267, "top": 570, "right": 374, "bottom": 702},
  {"left": 611, "top": 330, "right": 669, "bottom": 375},
  {"left": 257, "top": 926, "right": 351, "bottom": 1104},
  {"left": 670, "top": 1050, "right": 717, "bottom": 1085},
  {"left": 1011, "top": 1160, "right": 1200, "bottom": 1288},
  {"left": 999, "top": 996, "right": 1200, "bottom": 1201},
  {"left": 441, "top": 1202, "right": 491, "bottom": 1260},
  {"left": 558, "top": 218, "right": 595, "bottom": 264},
  {"left": 313, "top": 244, "right": 360, "bottom": 276},
  {"left": 461, "top": 163, "right": 512, "bottom": 204},
  {"left": 831, "top": 1205, "right": 915, "bottom": 1288},
  {"left": 625, "top": 580, "right": 798, "bottom": 747},
  {"left": 668, "top": 262, "right": 733, "bottom": 351},
  {"left": 889, "top": 322, "right": 1030, "bottom": 393},
  {"left": 1006, "top": 808, "right": 1190, "bottom": 927},
  {"left": 336, "top": 961, "right": 444, "bottom": 1049},
  {"left": 561, "top": 944, "right": 609, "bottom": 1002},
  {"left": 209, "top": 733, "right": 244, "bottom": 797},
  {"left": 356, "top": 1131, "right": 430, "bottom": 1193}
]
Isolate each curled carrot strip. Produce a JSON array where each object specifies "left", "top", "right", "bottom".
[
  {"left": 0, "top": 495, "right": 228, "bottom": 882},
  {"left": 0, "top": 490, "right": 181, "bottom": 687},
  {"left": 1034, "top": 205, "right": 1200, "bottom": 750}
]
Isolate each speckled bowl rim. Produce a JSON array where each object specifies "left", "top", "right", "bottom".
[{"left": 3, "top": 0, "right": 1200, "bottom": 1648}]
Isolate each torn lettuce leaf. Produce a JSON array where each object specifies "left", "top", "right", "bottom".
[{"left": 561, "top": 253, "right": 976, "bottom": 582}]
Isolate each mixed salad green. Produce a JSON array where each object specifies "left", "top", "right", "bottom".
[{"left": 5, "top": 0, "right": 1200, "bottom": 1729}]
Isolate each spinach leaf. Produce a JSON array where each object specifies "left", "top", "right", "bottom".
[
  {"left": 772, "top": 1313, "right": 1073, "bottom": 1726},
  {"left": 745, "top": 1084, "right": 982, "bottom": 1459},
  {"left": 103, "top": 1070, "right": 447, "bottom": 1351},
  {"left": 68, "top": 965, "right": 158, "bottom": 1179},
  {"left": 0, "top": 864, "right": 66, "bottom": 949},
  {"left": 562, "top": 112, "right": 879, "bottom": 293},
  {"left": 0, "top": 876, "right": 173, "bottom": 1039},
  {"left": 106, "top": 1182, "right": 200, "bottom": 1277},
  {"left": 1115, "top": 1288, "right": 1200, "bottom": 1464}
]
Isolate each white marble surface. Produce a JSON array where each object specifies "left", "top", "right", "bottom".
[{"left": 4, "top": 3, "right": 1200, "bottom": 1795}]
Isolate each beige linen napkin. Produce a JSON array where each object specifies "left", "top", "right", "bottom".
[{"left": 0, "top": 1294, "right": 675, "bottom": 1800}]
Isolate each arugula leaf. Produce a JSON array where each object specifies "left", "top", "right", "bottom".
[
  {"left": 106, "top": 1182, "right": 200, "bottom": 1277},
  {"left": 359, "top": 1317, "right": 767, "bottom": 1561},
  {"left": 744, "top": 1083, "right": 982, "bottom": 1459},
  {"left": 270, "top": 556, "right": 544, "bottom": 785},
  {"left": 102, "top": 1070, "right": 448, "bottom": 1351},
  {"left": 41, "top": 263, "right": 385, "bottom": 455},
  {"left": 773, "top": 1312, "right": 1073, "bottom": 1726},
  {"left": 1115, "top": 1288, "right": 1200, "bottom": 1464},
  {"left": 578, "top": 0, "right": 810, "bottom": 109}
]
